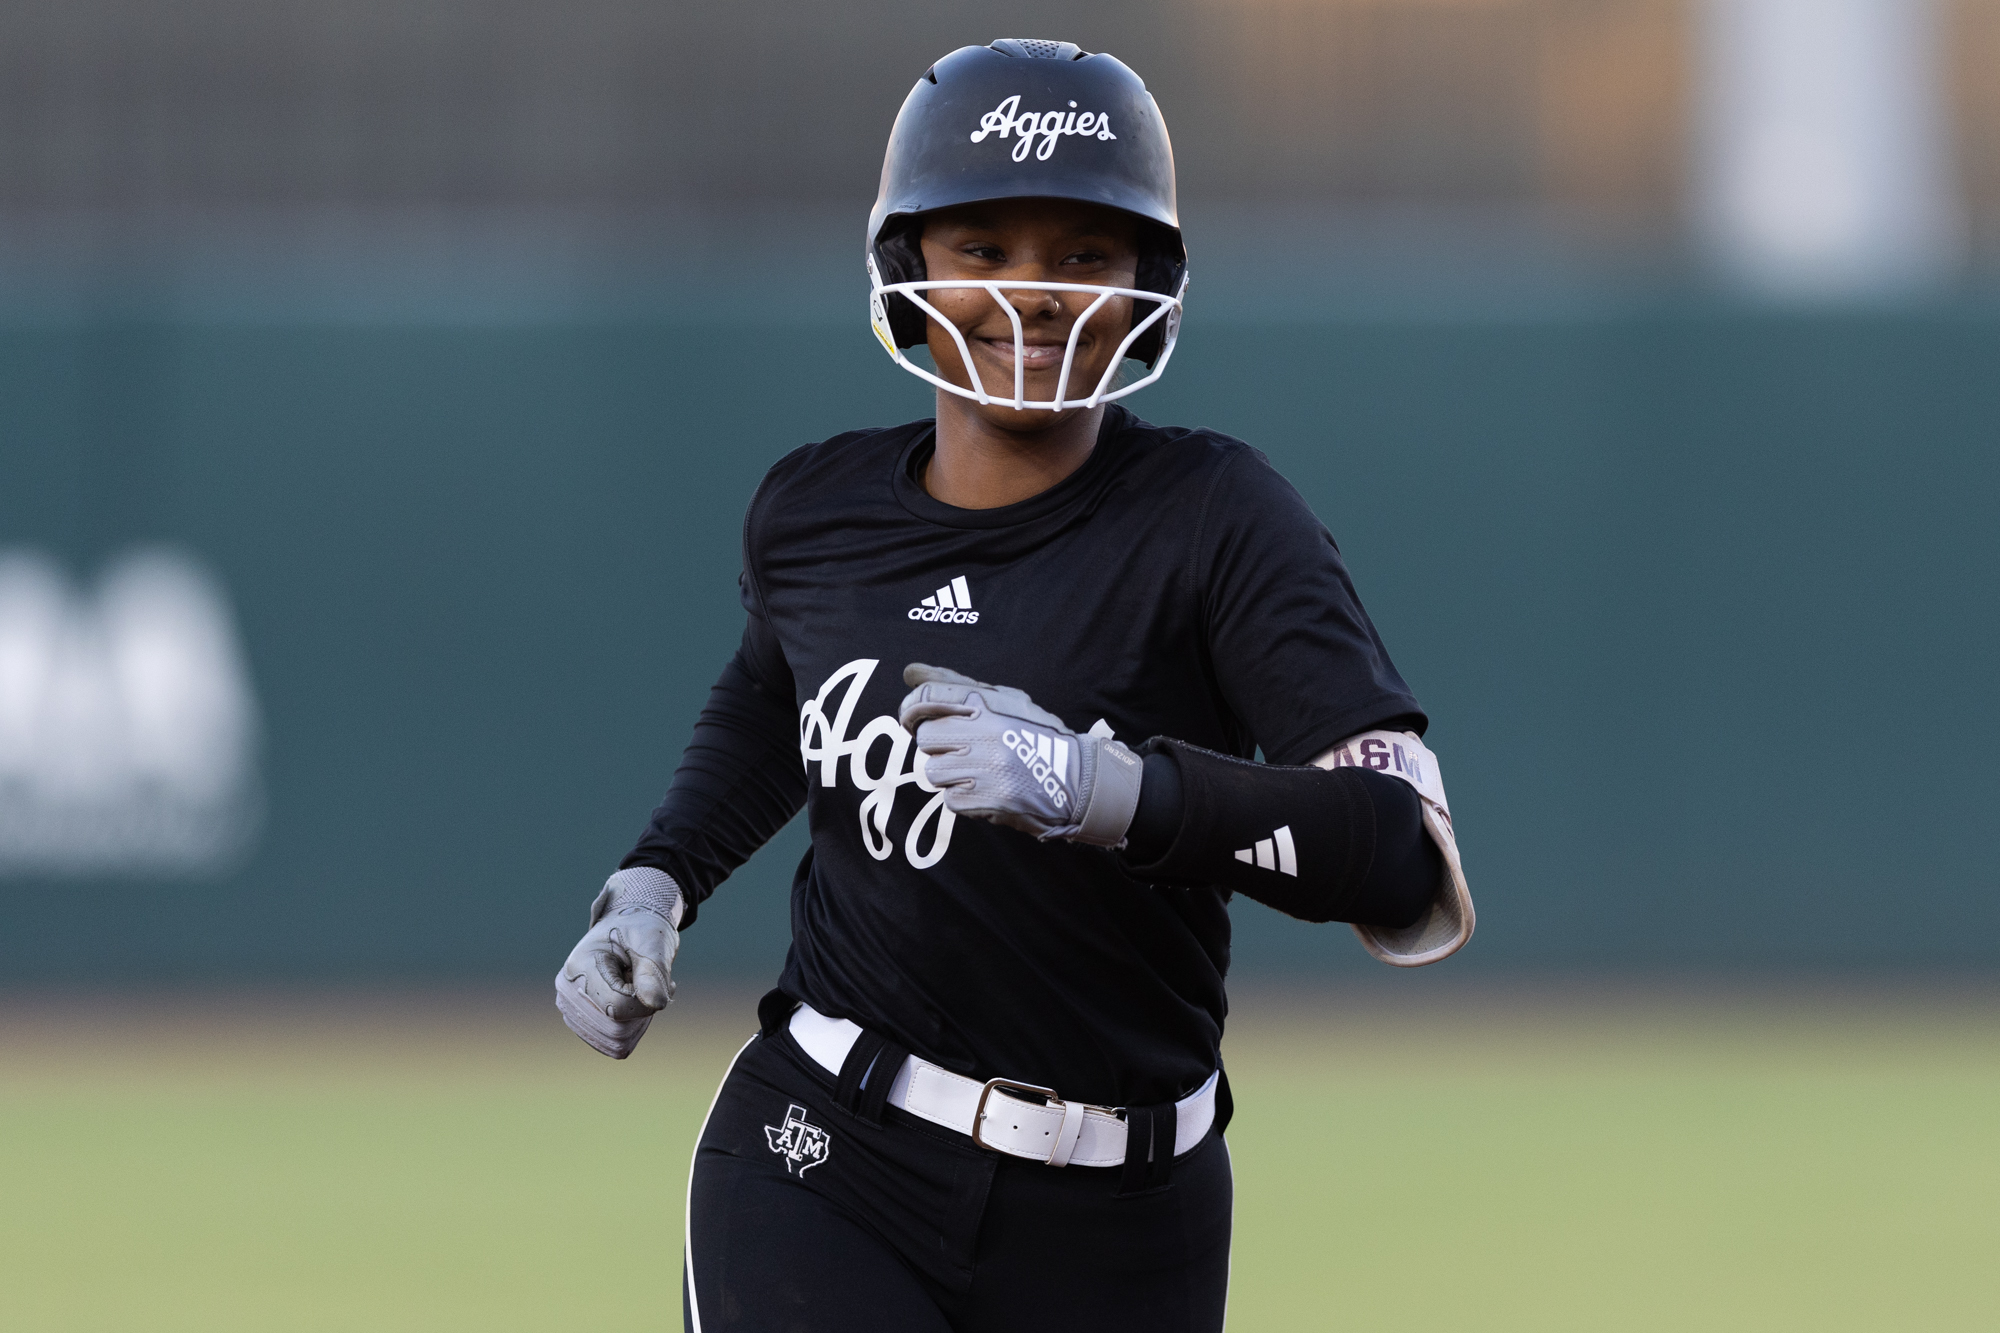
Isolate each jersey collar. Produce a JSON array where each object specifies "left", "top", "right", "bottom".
[{"left": 892, "top": 406, "right": 1135, "bottom": 530}]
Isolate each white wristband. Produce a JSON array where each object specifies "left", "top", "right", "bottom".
[{"left": 1313, "top": 730, "right": 1474, "bottom": 968}]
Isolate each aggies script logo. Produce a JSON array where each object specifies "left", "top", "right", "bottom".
[
  {"left": 970, "top": 96, "right": 1117, "bottom": 162},
  {"left": 801, "top": 659, "right": 957, "bottom": 870}
]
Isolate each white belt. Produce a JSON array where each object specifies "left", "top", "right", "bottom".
[{"left": 787, "top": 1003, "right": 1217, "bottom": 1169}]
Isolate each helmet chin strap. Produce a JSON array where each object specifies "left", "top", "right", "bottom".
[{"left": 868, "top": 274, "right": 1186, "bottom": 412}]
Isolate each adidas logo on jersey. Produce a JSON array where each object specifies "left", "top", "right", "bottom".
[
  {"left": 1002, "top": 726, "right": 1071, "bottom": 811},
  {"left": 1234, "top": 825, "right": 1298, "bottom": 877},
  {"left": 909, "top": 575, "right": 980, "bottom": 624}
]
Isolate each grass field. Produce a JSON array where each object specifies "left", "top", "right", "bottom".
[{"left": 2, "top": 984, "right": 1995, "bottom": 1331}]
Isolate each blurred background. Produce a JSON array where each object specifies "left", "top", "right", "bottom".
[{"left": 2, "top": 2, "right": 1996, "bottom": 1330}]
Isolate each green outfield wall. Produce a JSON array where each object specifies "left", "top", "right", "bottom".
[{"left": 2, "top": 309, "right": 1995, "bottom": 982}]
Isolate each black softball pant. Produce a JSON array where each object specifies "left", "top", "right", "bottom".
[{"left": 682, "top": 1028, "right": 1232, "bottom": 1332}]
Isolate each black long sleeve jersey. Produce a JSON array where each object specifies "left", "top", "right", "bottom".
[{"left": 625, "top": 407, "right": 1425, "bottom": 1108}]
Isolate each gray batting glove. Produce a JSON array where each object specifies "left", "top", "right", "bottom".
[
  {"left": 554, "top": 867, "right": 682, "bottom": 1059},
  {"left": 897, "top": 663, "right": 1144, "bottom": 847}
]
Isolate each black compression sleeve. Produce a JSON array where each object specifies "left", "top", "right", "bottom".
[
  {"left": 1353, "top": 767, "right": 1439, "bottom": 929},
  {"left": 1123, "top": 751, "right": 1183, "bottom": 863},
  {"left": 620, "top": 615, "right": 806, "bottom": 927},
  {"left": 1120, "top": 738, "right": 1441, "bottom": 929}
]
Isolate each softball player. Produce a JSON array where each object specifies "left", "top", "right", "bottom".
[{"left": 556, "top": 38, "right": 1474, "bottom": 1332}]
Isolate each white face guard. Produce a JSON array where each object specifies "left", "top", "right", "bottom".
[{"left": 869, "top": 258, "right": 1186, "bottom": 411}]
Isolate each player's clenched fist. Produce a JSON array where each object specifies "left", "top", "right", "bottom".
[
  {"left": 898, "top": 663, "right": 1144, "bottom": 848},
  {"left": 554, "top": 867, "right": 682, "bottom": 1058}
]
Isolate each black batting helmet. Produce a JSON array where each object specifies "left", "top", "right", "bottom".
[{"left": 866, "top": 39, "right": 1187, "bottom": 373}]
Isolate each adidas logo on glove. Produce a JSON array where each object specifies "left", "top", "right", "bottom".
[
  {"left": 1234, "top": 825, "right": 1298, "bottom": 876},
  {"left": 1003, "top": 726, "right": 1071, "bottom": 811},
  {"left": 908, "top": 575, "right": 980, "bottom": 624}
]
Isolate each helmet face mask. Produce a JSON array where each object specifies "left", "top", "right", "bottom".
[
  {"left": 867, "top": 39, "right": 1188, "bottom": 411},
  {"left": 873, "top": 270, "right": 1185, "bottom": 412}
]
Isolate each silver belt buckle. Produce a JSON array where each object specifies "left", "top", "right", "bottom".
[{"left": 972, "top": 1077, "right": 1063, "bottom": 1161}]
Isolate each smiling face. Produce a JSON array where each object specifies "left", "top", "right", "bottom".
[{"left": 916, "top": 197, "right": 1143, "bottom": 433}]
